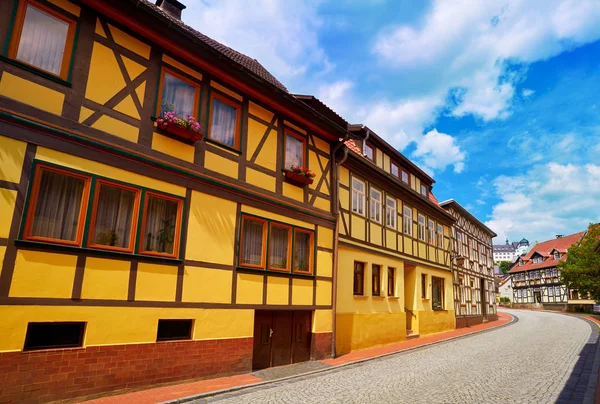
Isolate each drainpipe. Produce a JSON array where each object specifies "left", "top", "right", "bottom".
[{"left": 331, "top": 135, "right": 350, "bottom": 359}]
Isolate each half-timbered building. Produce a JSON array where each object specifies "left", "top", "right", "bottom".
[
  {"left": 439, "top": 199, "right": 497, "bottom": 327},
  {"left": 509, "top": 232, "right": 584, "bottom": 310},
  {"left": 334, "top": 126, "right": 455, "bottom": 355},
  {"left": 0, "top": 0, "right": 347, "bottom": 401}
]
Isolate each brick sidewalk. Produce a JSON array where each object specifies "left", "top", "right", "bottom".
[{"left": 82, "top": 312, "right": 513, "bottom": 404}]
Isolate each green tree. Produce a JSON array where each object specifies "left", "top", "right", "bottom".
[
  {"left": 559, "top": 224, "right": 600, "bottom": 302},
  {"left": 498, "top": 261, "right": 512, "bottom": 274}
]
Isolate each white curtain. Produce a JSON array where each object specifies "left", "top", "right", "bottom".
[
  {"left": 241, "top": 219, "right": 263, "bottom": 266},
  {"left": 293, "top": 231, "right": 310, "bottom": 272},
  {"left": 17, "top": 5, "right": 69, "bottom": 76},
  {"left": 269, "top": 226, "right": 289, "bottom": 269},
  {"left": 92, "top": 185, "right": 135, "bottom": 248},
  {"left": 285, "top": 135, "right": 303, "bottom": 169},
  {"left": 143, "top": 196, "right": 178, "bottom": 254},
  {"left": 161, "top": 73, "right": 195, "bottom": 117},
  {"left": 31, "top": 170, "right": 84, "bottom": 241},
  {"left": 210, "top": 99, "right": 237, "bottom": 146}
]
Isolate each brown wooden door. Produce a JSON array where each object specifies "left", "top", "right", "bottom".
[
  {"left": 292, "top": 311, "right": 311, "bottom": 363},
  {"left": 271, "top": 311, "right": 293, "bottom": 367},
  {"left": 252, "top": 311, "right": 273, "bottom": 371}
]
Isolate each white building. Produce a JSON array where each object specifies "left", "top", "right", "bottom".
[
  {"left": 498, "top": 276, "right": 512, "bottom": 300},
  {"left": 493, "top": 238, "right": 530, "bottom": 262}
]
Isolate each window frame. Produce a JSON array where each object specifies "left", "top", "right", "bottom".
[
  {"left": 138, "top": 191, "right": 184, "bottom": 259},
  {"left": 403, "top": 205, "right": 413, "bottom": 236},
  {"left": 437, "top": 224, "right": 444, "bottom": 249},
  {"left": 372, "top": 264, "right": 381, "bottom": 296},
  {"left": 421, "top": 273, "right": 427, "bottom": 299},
  {"left": 390, "top": 162, "right": 399, "bottom": 178},
  {"left": 385, "top": 196, "right": 397, "bottom": 230},
  {"left": 22, "top": 164, "right": 92, "bottom": 247},
  {"left": 427, "top": 219, "right": 435, "bottom": 244},
  {"left": 364, "top": 142, "right": 375, "bottom": 162},
  {"left": 208, "top": 91, "right": 242, "bottom": 150},
  {"left": 238, "top": 216, "right": 268, "bottom": 270},
  {"left": 417, "top": 214, "right": 426, "bottom": 242},
  {"left": 156, "top": 319, "right": 193, "bottom": 342},
  {"left": 86, "top": 179, "right": 142, "bottom": 254},
  {"left": 401, "top": 170, "right": 410, "bottom": 185},
  {"left": 156, "top": 67, "right": 201, "bottom": 119},
  {"left": 7, "top": 0, "right": 78, "bottom": 81},
  {"left": 351, "top": 177, "right": 366, "bottom": 216},
  {"left": 420, "top": 184, "right": 428, "bottom": 197},
  {"left": 267, "top": 222, "right": 292, "bottom": 272},
  {"left": 23, "top": 321, "right": 85, "bottom": 351},
  {"left": 369, "top": 187, "right": 382, "bottom": 224},
  {"left": 353, "top": 261, "right": 365, "bottom": 296},
  {"left": 292, "top": 227, "right": 314, "bottom": 275},
  {"left": 432, "top": 276, "right": 445, "bottom": 310},
  {"left": 283, "top": 129, "right": 307, "bottom": 170},
  {"left": 387, "top": 267, "right": 395, "bottom": 297}
]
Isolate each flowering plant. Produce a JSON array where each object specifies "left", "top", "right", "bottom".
[
  {"left": 157, "top": 111, "right": 201, "bottom": 133},
  {"left": 287, "top": 165, "right": 316, "bottom": 178}
]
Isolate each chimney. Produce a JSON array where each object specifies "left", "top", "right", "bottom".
[
  {"left": 156, "top": 0, "right": 186, "bottom": 20},
  {"left": 556, "top": 235, "right": 563, "bottom": 239}
]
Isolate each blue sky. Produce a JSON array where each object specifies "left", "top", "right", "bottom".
[{"left": 183, "top": 0, "right": 600, "bottom": 244}]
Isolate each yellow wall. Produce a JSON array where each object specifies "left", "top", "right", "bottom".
[
  {"left": 0, "top": 306, "right": 253, "bottom": 352},
  {"left": 0, "top": 135, "right": 26, "bottom": 183},
  {"left": 81, "top": 258, "right": 130, "bottom": 300},
  {"left": 182, "top": 266, "right": 232, "bottom": 304},
  {"left": 10, "top": 251, "right": 76, "bottom": 298},
  {"left": 336, "top": 312, "right": 406, "bottom": 355},
  {"left": 0, "top": 72, "right": 65, "bottom": 115}
]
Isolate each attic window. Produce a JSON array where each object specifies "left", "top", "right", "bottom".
[
  {"left": 518, "top": 259, "right": 523, "bottom": 267},
  {"left": 364, "top": 143, "right": 374, "bottom": 161},
  {"left": 533, "top": 256, "right": 543, "bottom": 264},
  {"left": 420, "top": 185, "right": 427, "bottom": 197},
  {"left": 553, "top": 252, "right": 560, "bottom": 260}
]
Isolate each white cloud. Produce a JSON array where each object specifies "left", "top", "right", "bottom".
[
  {"left": 522, "top": 88, "right": 535, "bottom": 97},
  {"left": 374, "top": 0, "right": 600, "bottom": 121},
  {"left": 182, "top": 0, "right": 329, "bottom": 85},
  {"left": 412, "top": 129, "right": 466, "bottom": 173},
  {"left": 485, "top": 163, "right": 600, "bottom": 243}
]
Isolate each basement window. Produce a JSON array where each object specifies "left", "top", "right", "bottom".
[
  {"left": 156, "top": 319, "right": 193, "bottom": 341},
  {"left": 24, "top": 322, "right": 85, "bottom": 351}
]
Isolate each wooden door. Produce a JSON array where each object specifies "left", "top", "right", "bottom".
[
  {"left": 252, "top": 311, "right": 273, "bottom": 371},
  {"left": 292, "top": 311, "right": 311, "bottom": 364},
  {"left": 271, "top": 311, "right": 293, "bottom": 367},
  {"left": 480, "top": 278, "right": 486, "bottom": 318}
]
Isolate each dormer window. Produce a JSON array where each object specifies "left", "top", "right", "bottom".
[
  {"left": 420, "top": 185, "right": 427, "bottom": 197},
  {"left": 391, "top": 162, "right": 399, "bottom": 178},
  {"left": 401, "top": 170, "right": 409, "bottom": 184},
  {"left": 518, "top": 259, "right": 523, "bottom": 267},
  {"left": 553, "top": 252, "right": 560, "bottom": 260},
  {"left": 364, "top": 142, "right": 374, "bottom": 161}
]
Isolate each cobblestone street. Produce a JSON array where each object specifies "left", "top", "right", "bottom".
[{"left": 202, "top": 310, "right": 597, "bottom": 404}]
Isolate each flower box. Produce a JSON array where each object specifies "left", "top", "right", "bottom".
[
  {"left": 158, "top": 123, "right": 204, "bottom": 142},
  {"left": 284, "top": 170, "right": 314, "bottom": 185}
]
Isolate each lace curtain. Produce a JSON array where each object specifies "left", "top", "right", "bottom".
[
  {"left": 92, "top": 185, "right": 135, "bottom": 248},
  {"left": 285, "top": 134, "right": 303, "bottom": 169},
  {"left": 161, "top": 73, "right": 195, "bottom": 117},
  {"left": 269, "top": 226, "right": 289, "bottom": 269},
  {"left": 241, "top": 218, "right": 264, "bottom": 266},
  {"left": 31, "top": 170, "right": 84, "bottom": 241},
  {"left": 210, "top": 99, "right": 237, "bottom": 146},
  {"left": 17, "top": 5, "right": 69, "bottom": 75},
  {"left": 143, "top": 196, "right": 178, "bottom": 254}
]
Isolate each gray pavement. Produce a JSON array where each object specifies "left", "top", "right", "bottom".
[{"left": 197, "top": 310, "right": 597, "bottom": 404}]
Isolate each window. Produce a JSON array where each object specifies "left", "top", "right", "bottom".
[
  {"left": 156, "top": 320, "right": 192, "bottom": 341},
  {"left": 8, "top": 0, "right": 77, "bottom": 80},
  {"left": 284, "top": 130, "right": 306, "bottom": 170},
  {"left": 401, "top": 170, "right": 409, "bottom": 185},
  {"left": 240, "top": 216, "right": 267, "bottom": 268},
  {"left": 427, "top": 219, "right": 435, "bottom": 244},
  {"left": 456, "top": 232, "right": 463, "bottom": 256},
  {"left": 372, "top": 264, "right": 381, "bottom": 296},
  {"left": 533, "top": 256, "right": 543, "bottom": 264},
  {"left": 351, "top": 178, "right": 365, "bottom": 216},
  {"left": 24, "top": 322, "right": 85, "bottom": 351},
  {"left": 548, "top": 287, "right": 554, "bottom": 297},
  {"left": 432, "top": 277, "right": 444, "bottom": 310},
  {"left": 403, "top": 206, "right": 413, "bottom": 236},
  {"left": 238, "top": 214, "right": 314, "bottom": 274},
  {"left": 293, "top": 229, "right": 313, "bottom": 274},
  {"left": 88, "top": 180, "right": 140, "bottom": 253},
  {"left": 158, "top": 69, "right": 199, "bottom": 118},
  {"left": 391, "top": 162, "right": 399, "bottom": 177},
  {"left": 385, "top": 196, "right": 397, "bottom": 229},
  {"left": 23, "top": 166, "right": 90, "bottom": 246},
  {"left": 421, "top": 184, "right": 427, "bottom": 197},
  {"left": 554, "top": 252, "right": 560, "bottom": 260},
  {"left": 364, "top": 142, "right": 374, "bottom": 161},
  {"left": 268, "top": 223, "right": 291, "bottom": 271},
  {"left": 140, "top": 193, "right": 183, "bottom": 258},
  {"left": 417, "top": 214, "right": 426, "bottom": 242},
  {"left": 388, "top": 267, "right": 395, "bottom": 297},
  {"left": 354, "top": 261, "right": 364, "bottom": 295},
  {"left": 471, "top": 239, "right": 478, "bottom": 262},
  {"left": 518, "top": 259, "right": 524, "bottom": 267},
  {"left": 437, "top": 224, "right": 444, "bottom": 248},
  {"left": 209, "top": 93, "right": 241, "bottom": 149},
  {"left": 369, "top": 188, "right": 382, "bottom": 223},
  {"left": 555, "top": 286, "right": 561, "bottom": 296},
  {"left": 421, "top": 274, "right": 427, "bottom": 298}
]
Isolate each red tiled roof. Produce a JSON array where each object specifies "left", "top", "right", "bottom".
[
  {"left": 508, "top": 231, "right": 585, "bottom": 273},
  {"left": 137, "top": 0, "right": 288, "bottom": 92},
  {"left": 344, "top": 138, "right": 362, "bottom": 155},
  {"left": 428, "top": 192, "right": 439, "bottom": 204}
]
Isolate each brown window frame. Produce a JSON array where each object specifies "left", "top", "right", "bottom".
[
  {"left": 420, "top": 184, "right": 428, "bottom": 197},
  {"left": 372, "top": 264, "right": 381, "bottom": 296},
  {"left": 138, "top": 191, "right": 184, "bottom": 259},
  {"left": 401, "top": 169, "right": 410, "bottom": 185},
  {"left": 364, "top": 142, "right": 375, "bottom": 162},
  {"left": 283, "top": 129, "right": 307, "bottom": 170},
  {"left": 267, "top": 222, "right": 292, "bottom": 272},
  {"left": 432, "top": 276, "right": 445, "bottom": 310},
  {"left": 354, "top": 261, "right": 365, "bottom": 296},
  {"left": 8, "top": 0, "right": 78, "bottom": 80},
  {"left": 387, "top": 267, "right": 395, "bottom": 297},
  {"left": 421, "top": 273, "right": 427, "bottom": 299},
  {"left": 391, "top": 162, "right": 399, "bottom": 178},
  {"left": 208, "top": 91, "right": 242, "bottom": 150},
  {"left": 156, "top": 67, "right": 201, "bottom": 119},
  {"left": 292, "top": 228, "right": 314, "bottom": 275}
]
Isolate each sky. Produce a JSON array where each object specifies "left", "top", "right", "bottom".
[{"left": 181, "top": 0, "right": 600, "bottom": 245}]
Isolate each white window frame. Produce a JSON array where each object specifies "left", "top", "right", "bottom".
[
  {"left": 351, "top": 177, "right": 365, "bottom": 216},
  {"left": 403, "top": 206, "right": 413, "bottom": 236},
  {"left": 369, "top": 187, "right": 382, "bottom": 224},
  {"left": 417, "top": 214, "right": 426, "bottom": 242},
  {"left": 385, "top": 196, "right": 397, "bottom": 229},
  {"left": 456, "top": 232, "right": 463, "bottom": 256},
  {"left": 548, "top": 287, "right": 554, "bottom": 296},
  {"left": 391, "top": 162, "right": 399, "bottom": 178},
  {"left": 421, "top": 184, "right": 427, "bottom": 196},
  {"left": 437, "top": 224, "right": 444, "bottom": 249},
  {"left": 427, "top": 219, "right": 435, "bottom": 244},
  {"left": 401, "top": 170, "right": 409, "bottom": 184}
]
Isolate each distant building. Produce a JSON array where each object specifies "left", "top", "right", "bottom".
[
  {"left": 508, "top": 232, "right": 593, "bottom": 311},
  {"left": 493, "top": 238, "right": 530, "bottom": 262},
  {"left": 498, "top": 276, "right": 512, "bottom": 301}
]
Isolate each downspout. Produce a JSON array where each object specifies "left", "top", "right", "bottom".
[{"left": 331, "top": 135, "right": 350, "bottom": 359}]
